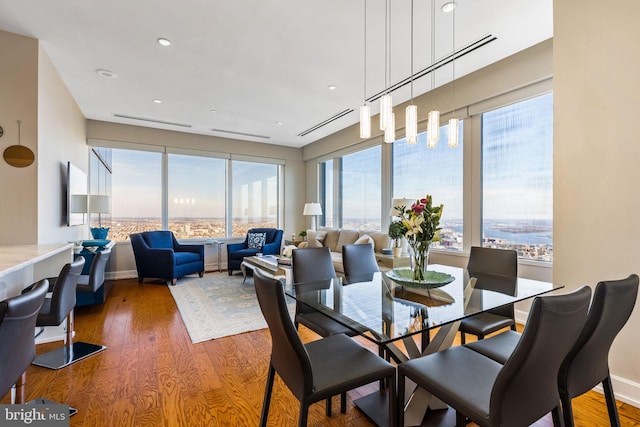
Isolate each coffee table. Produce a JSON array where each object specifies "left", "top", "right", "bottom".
[{"left": 241, "top": 255, "right": 292, "bottom": 284}]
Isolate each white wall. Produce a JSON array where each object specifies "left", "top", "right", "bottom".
[
  {"left": 37, "top": 45, "right": 88, "bottom": 244},
  {"left": 0, "top": 30, "right": 39, "bottom": 244},
  {"left": 554, "top": 0, "right": 640, "bottom": 406}
]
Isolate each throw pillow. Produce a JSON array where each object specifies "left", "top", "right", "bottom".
[
  {"left": 355, "top": 234, "right": 374, "bottom": 246},
  {"left": 306, "top": 238, "right": 323, "bottom": 248},
  {"left": 247, "top": 232, "right": 266, "bottom": 249}
]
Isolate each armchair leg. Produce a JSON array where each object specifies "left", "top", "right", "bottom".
[{"left": 199, "top": 271, "right": 204, "bottom": 278}]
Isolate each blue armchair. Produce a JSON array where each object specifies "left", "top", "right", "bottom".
[
  {"left": 227, "top": 228, "right": 283, "bottom": 275},
  {"left": 130, "top": 231, "right": 204, "bottom": 286}
]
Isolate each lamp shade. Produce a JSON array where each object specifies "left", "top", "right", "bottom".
[
  {"left": 70, "top": 194, "right": 88, "bottom": 213},
  {"left": 89, "top": 195, "right": 110, "bottom": 214},
  {"left": 303, "top": 202, "right": 322, "bottom": 216}
]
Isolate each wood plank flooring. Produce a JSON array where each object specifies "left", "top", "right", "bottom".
[{"left": 3, "top": 276, "right": 640, "bottom": 426}]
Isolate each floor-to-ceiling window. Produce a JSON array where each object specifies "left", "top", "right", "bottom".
[
  {"left": 168, "top": 153, "right": 226, "bottom": 239},
  {"left": 481, "top": 93, "right": 553, "bottom": 261},
  {"left": 98, "top": 145, "right": 281, "bottom": 241},
  {"left": 110, "top": 149, "right": 162, "bottom": 241},
  {"left": 393, "top": 121, "right": 464, "bottom": 251},
  {"left": 341, "top": 146, "right": 382, "bottom": 230},
  {"left": 231, "top": 160, "right": 278, "bottom": 236}
]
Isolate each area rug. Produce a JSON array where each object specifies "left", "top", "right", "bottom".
[{"left": 169, "top": 272, "right": 290, "bottom": 344}]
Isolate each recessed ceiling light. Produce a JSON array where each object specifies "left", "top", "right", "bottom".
[
  {"left": 153, "top": 99, "right": 162, "bottom": 104},
  {"left": 210, "top": 109, "right": 217, "bottom": 113},
  {"left": 276, "top": 121, "right": 284, "bottom": 125},
  {"left": 96, "top": 69, "right": 117, "bottom": 79},
  {"left": 157, "top": 38, "right": 172, "bottom": 46},
  {"left": 441, "top": 2, "right": 457, "bottom": 13},
  {"left": 328, "top": 85, "right": 337, "bottom": 90}
]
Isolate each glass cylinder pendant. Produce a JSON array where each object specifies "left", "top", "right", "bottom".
[
  {"left": 448, "top": 117, "right": 459, "bottom": 147},
  {"left": 380, "top": 94, "right": 392, "bottom": 131},
  {"left": 406, "top": 105, "right": 417, "bottom": 144},
  {"left": 360, "top": 104, "right": 371, "bottom": 139},
  {"left": 427, "top": 110, "right": 440, "bottom": 148},
  {"left": 384, "top": 112, "right": 395, "bottom": 143}
]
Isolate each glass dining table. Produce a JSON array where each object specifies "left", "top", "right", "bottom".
[{"left": 283, "top": 264, "right": 563, "bottom": 427}]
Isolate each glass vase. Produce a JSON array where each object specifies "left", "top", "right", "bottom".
[{"left": 408, "top": 239, "right": 430, "bottom": 281}]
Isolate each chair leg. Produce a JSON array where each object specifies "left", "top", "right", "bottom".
[
  {"left": 560, "top": 390, "right": 574, "bottom": 427},
  {"left": 460, "top": 331, "right": 466, "bottom": 344},
  {"left": 199, "top": 271, "right": 204, "bottom": 278},
  {"left": 11, "top": 372, "right": 27, "bottom": 404},
  {"left": 259, "top": 366, "right": 275, "bottom": 427},
  {"left": 551, "top": 405, "right": 564, "bottom": 427},
  {"left": 455, "top": 411, "right": 467, "bottom": 427},
  {"left": 325, "top": 397, "right": 332, "bottom": 416},
  {"left": 398, "top": 372, "right": 405, "bottom": 427},
  {"left": 603, "top": 376, "right": 622, "bottom": 427},
  {"left": 228, "top": 269, "right": 233, "bottom": 276},
  {"left": 388, "top": 374, "right": 397, "bottom": 427},
  {"left": 299, "top": 402, "right": 309, "bottom": 427},
  {"left": 340, "top": 391, "right": 347, "bottom": 413}
]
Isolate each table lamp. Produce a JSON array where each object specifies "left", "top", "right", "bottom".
[
  {"left": 89, "top": 195, "right": 110, "bottom": 239},
  {"left": 303, "top": 202, "right": 322, "bottom": 231}
]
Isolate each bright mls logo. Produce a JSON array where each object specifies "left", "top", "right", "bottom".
[{"left": 0, "top": 404, "right": 69, "bottom": 426}]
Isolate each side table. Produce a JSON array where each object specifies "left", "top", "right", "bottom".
[
  {"left": 206, "top": 240, "right": 224, "bottom": 272},
  {"left": 375, "top": 253, "right": 411, "bottom": 271}
]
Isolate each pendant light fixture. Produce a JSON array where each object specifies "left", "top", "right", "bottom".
[
  {"left": 448, "top": 2, "right": 459, "bottom": 147},
  {"left": 380, "top": 0, "right": 393, "bottom": 133},
  {"left": 359, "top": 0, "right": 371, "bottom": 139},
  {"left": 427, "top": 0, "right": 440, "bottom": 148},
  {"left": 405, "top": 0, "right": 418, "bottom": 144}
]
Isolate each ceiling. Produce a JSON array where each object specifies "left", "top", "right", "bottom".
[{"left": 0, "top": 0, "right": 552, "bottom": 148}]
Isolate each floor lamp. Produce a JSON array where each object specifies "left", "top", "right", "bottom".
[{"left": 303, "top": 203, "right": 322, "bottom": 232}]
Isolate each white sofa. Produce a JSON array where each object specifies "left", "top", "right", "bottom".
[{"left": 297, "top": 227, "right": 390, "bottom": 275}]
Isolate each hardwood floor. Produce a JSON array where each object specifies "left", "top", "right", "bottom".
[{"left": 4, "top": 276, "right": 640, "bottom": 426}]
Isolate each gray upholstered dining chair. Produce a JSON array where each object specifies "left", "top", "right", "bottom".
[
  {"left": 292, "top": 247, "right": 355, "bottom": 338},
  {"left": 253, "top": 269, "right": 397, "bottom": 427},
  {"left": 466, "top": 274, "right": 639, "bottom": 427},
  {"left": 398, "top": 286, "right": 592, "bottom": 427},
  {"left": 0, "top": 279, "right": 48, "bottom": 404},
  {"left": 342, "top": 243, "right": 379, "bottom": 279},
  {"left": 459, "top": 246, "right": 518, "bottom": 344}
]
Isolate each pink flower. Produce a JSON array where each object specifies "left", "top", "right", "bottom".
[{"left": 412, "top": 203, "right": 424, "bottom": 214}]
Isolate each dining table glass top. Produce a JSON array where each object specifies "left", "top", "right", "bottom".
[{"left": 283, "top": 264, "right": 562, "bottom": 345}]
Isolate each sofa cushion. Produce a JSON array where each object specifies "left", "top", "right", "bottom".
[
  {"left": 330, "top": 251, "right": 345, "bottom": 274},
  {"left": 306, "top": 238, "right": 323, "bottom": 248},
  {"left": 355, "top": 234, "right": 374, "bottom": 246},
  {"left": 368, "top": 231, "right": 391, "bottom": 253},
  {"left": 307, "top": 230, "right": 327, "bottom": 243},
  {"left": 320, "top": 228, "right": 340, "bottom": 252},
  {"left": 247, "top": 232, "right": 266, "bottom": 249},
  {"left": 335, "top": 229, "right": 360, "bottom": 253}
]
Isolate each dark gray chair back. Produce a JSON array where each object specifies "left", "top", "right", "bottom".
[
  {"left": 254, "top": 270, "right": 313, "bottom": 401},
  {"left": 491, "top": 286, "right": 592, "bottom": 426},
  {"left": 292, "top": 247, "right": 336, "bottom": 283},
  {"left": 342, "top": 244, "right": 379, "bottom": 278},
  {"left": 559, "top": 274, "right": 638, "bottom": 426},
  {"left": 0, "top": 280, "right": 48, "bottom": 397},
  {"left": 77, "top": 248, "right": 111, "bottom": 293},
  {"left": 37, "top": 257, "right": 85, "bottom": 326},
  {"left": 467, "top": 246, "right": 517, "bottom": 281}
]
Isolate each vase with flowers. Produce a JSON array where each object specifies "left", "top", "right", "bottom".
[{"left": 393, "top": 195, "right": 443, "bottom": 281}]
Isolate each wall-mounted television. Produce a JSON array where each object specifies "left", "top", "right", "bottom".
[{"left": 66, "top": 161, "right": 88, "bottom": 226}]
